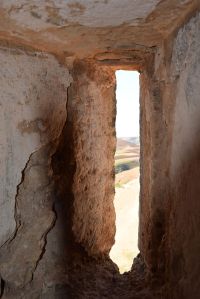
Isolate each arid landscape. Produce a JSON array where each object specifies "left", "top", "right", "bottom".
[{"left": 110, "top": 138, "right": 140, "bottom": 273}]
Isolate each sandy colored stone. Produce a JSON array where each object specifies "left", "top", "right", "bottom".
[{"left": 1, "top": 1, "right": 200, "bottom": 298}]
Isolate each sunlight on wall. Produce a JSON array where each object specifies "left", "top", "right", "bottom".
[{"left": 109, "top": 70, "right": 140, "bottom": 274}]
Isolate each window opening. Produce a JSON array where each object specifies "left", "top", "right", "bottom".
[{"left": 109, "top": 70, "right": 140, "bottom": 274}]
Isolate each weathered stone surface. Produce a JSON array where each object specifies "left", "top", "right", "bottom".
[
  {"left": 139, "top": 11, "right": 200, "bottom": 299},
  {"left": 1, "top": 0, "right": 161, "bottom": 28},
  {"left": 0, "top": 1, "right": 199, "bottom": 58},
  {"left": 0, "top": 48, "right": 71, "bottom": 248},
  {"left": 69, "top": 61, "right": 116, "bottom": 255},
  {"left": 54, "top": 60, "right": 116, "bottom": 256},
  {"left": 1, "top": 1, "right": 200, "bottom": 298},
  {"left": 167, "top": 12, "right": 200, "bottom": 299},
  {"left": 139, "top": 35, "right": 171, "bottom": 279},
  {"left": 0, "top": 48, "right": 72, "bottom": 297}
]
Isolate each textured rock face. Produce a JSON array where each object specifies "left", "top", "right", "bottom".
[
  {"left": 167, "top": 12, "right": 200, "bottom": 299},
  {"left": 139, "top": 33, "right": 172, "bottom": 282},
  {"left": 66, "top": 61, "right": 116, "bottom": 255},
  {"left": 1, "top": 1, "right": 200, "bottom": 299}
]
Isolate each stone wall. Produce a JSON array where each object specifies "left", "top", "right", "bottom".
[
  {"left": 139, "top": 11, "right": 200, "bottom": 299},
  {"left": 0, "top": 51, "right": 118, "bottom": 298},
  {"left": 65, "top": 60, "right": 116, "bottom": 256},
  {"left": 1, "top": 6, "right": 200, "bottom": 299},
  {"left": 167, "top": 12, "right": 200, "bottom": 299}
]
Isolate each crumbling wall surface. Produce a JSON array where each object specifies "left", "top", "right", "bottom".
[
  {"left": 166, "top": 12, "right": 200, "bottom": 299},
  {"left": 0, "top": 47, "right": 72, "bottom": 298}
]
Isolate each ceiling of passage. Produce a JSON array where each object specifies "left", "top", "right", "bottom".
[{"left": 0, "top": 0, "right": 199, "bottom": 58}]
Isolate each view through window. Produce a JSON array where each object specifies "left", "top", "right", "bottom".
[{"left": 109, "top": 70, "right": 140, "bottom": 273}]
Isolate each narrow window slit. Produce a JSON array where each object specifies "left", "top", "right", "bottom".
[{"left": 110, "top": 70, "right": 140, "bottom": 274}]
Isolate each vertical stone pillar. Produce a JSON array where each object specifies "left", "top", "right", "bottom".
[{"left": 55, "top": 60, "right": 116, "bottom": 256}]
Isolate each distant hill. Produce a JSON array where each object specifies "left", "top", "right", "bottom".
[
  {"left": 117, "top": 138, "right": 131, "bottom": 149},
  {"left": 121, "top": 137, "right": 140, "bottom": 145},
  {"left": 117, "top": 137, "right": 139, "bottom": 149}
]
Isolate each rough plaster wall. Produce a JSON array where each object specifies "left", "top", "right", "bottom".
[
  {"left": 0, "top": 48, "right": 71, "bottom": 295},
  {"left": 1, "top": 0, "right": 160, "bottom": 29},
  {"left": 167, "top": 12, "right": 200, "bottom": 299}
]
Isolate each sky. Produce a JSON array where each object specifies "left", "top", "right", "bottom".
[{"left": 115, "top": 70, "right": 139, "bottom": 138}]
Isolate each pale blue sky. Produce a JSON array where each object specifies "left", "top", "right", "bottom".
[{"left": 115, "top": 70, "right": 140, "bottom": 137}]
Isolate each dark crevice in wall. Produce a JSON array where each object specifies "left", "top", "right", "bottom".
[
  {"left": 0, "top": 153, "right": 33, "bottom": 250},
  {"left": 30, "top": 201, "right": 57, "bottom": 281},
  {"left": 0, "top": 144, "right": 58, "bottom": 290},
  {"left": 10, "top": 154, "right": 33, "bottom": 241},
  {"left": 51, "top": 85, "right": 79, "bottom": 259}
]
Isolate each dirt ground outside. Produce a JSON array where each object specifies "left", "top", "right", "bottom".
[{"left": 110, "top": 139, "right": 140, "bottom": 273}]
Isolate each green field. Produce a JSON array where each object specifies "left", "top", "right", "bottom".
[{"left": 115, "top": 159, "right": 139, "bottom": 174}]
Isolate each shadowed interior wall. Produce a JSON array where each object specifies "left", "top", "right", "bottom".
[
  {"left": 140, "top": 11, "right": 200, "bottom": 299},
  {"left": 167, "top": 12, "right": 200, "bottom": 299},
  {"left": 139, "top": 48, "right": 171, "bottom": 278}
]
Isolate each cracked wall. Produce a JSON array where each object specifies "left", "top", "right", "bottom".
[{"left": 0, "top": 48, "right": 72, "bottom": 297}]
